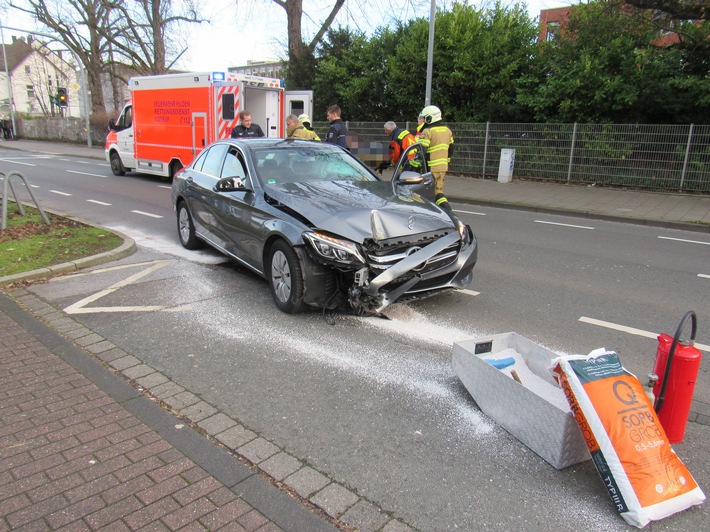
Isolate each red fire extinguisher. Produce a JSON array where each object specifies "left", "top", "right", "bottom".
[{"left": 649, "top": 311, "right": 702, "bottom": 443}]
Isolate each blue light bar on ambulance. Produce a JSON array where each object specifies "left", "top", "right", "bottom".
[{"left": 212, "top": 72, "right": 226, "bottom": 81}]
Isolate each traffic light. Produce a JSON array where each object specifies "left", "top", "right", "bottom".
[{"left": 57, "top": 87, "right": 68, "bottom": 107}]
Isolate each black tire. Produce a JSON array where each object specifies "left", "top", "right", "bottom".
[
  {"left": 168, "top": 161, "right": 183, "bottom": 181},
  {"left": 176, "top": 201, "right": 202, "bottom": 250},
  {"left": 109, "top": 151, "right": 126, "bottom": 176},
  {"left": 267, "top": 240, "right": 306, "bottom": 313}
]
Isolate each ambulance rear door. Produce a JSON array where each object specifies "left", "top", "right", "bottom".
[{"left": 213, "top": 81, "right": 242, "bottom": 140}]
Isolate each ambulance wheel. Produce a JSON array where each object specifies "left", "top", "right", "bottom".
[
  {"left": 109, "top": 152, "right": 125, "bottom": 176},
  {"left": 176, "top": 201, "right": 202, "bottom": 250},
  {"left": 168, "top": 161, "right": 183, "bottom": 181}
]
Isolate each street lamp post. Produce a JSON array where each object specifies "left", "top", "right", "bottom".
[
  {"left": 425, "top": 0, "right": 436, "bottom": 107},
  {"left": 0, "top": 24, "right": 92, "bottom": 147}
]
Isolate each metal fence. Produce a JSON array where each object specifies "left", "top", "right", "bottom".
[{"left": 314, "top": 121, "right": 710, "bottom": 193}]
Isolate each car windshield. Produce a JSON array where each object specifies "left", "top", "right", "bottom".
[{"left": 252, "top": 146, "right": 378, "bottom": 186}]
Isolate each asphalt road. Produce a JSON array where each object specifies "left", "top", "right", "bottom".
[{"left": 2, "top": 147, "right": 708, "bottom": 530}]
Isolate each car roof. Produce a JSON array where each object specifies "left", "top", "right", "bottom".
[{"left": 222, "top": 138, "right": 340, "bottom": 151}]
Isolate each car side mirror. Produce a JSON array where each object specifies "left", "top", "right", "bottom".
[
  {"left": 214, "top": 177, "right": 248, "bottom": 192},
  {"left": 108, "top": 119, "right": 116, "bottom": 131}
]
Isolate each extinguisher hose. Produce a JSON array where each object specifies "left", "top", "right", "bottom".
[{"left": 655, "top": 310, "right": 697, "bottom": 413}]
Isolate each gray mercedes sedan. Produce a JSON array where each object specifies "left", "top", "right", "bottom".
[{"left": 171, "top": 139, "right": 477, "bottom": 314}]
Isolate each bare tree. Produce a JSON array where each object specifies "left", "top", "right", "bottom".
[
  {"left": 101, "top": 0, "right": 207, "bottom": 77},
  {"left": 9, "top": 0, "right": 112, "bottom": 113},
  {"left": 261, "top": 0, "right": 346, "bottom": 82},
  {"left": 8, "top": 0, "right": 207, "bottom": 115}
]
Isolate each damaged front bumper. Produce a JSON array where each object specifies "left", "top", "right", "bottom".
[{"left": 349, "top": 229, "right": 478, "bottom": 313}]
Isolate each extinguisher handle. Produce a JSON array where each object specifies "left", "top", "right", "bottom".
[
  {"left": 655, "top": 311, "right": 697, "bottom": 413},
  {"left": 671, "top": 310, "right": 697, "bottom": 348}
]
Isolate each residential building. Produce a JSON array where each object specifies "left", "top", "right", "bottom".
[
  {"left": 0, "top": 35, "right": 80, "bottom": 118},
  {"left": 538, "top": 7, "right": 572, "bottom": 42}
]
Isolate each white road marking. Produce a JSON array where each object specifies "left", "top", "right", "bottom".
[
  {"left": 131, "top": 210, "right": 163, "bottom": 219},
  {"left": 699, "top": 274, "right": 710, "bottom": 279},
  {"left": 535, "top": 220, "right": 594, "bottom": 230},
  {"left": 66, "top": 170, "right": 106, "bottom": 178},
  {"left": 453, "top": 209, "right": 486, "bottom": 216},
  {"left": 458, "top": 289, "right": 480, "bottom": 296},
  {"left": 1, "top": 159, "right": 35, "bottom": 166},
  {"left": 50, "top": 190, "right": 72, "bottom": 196},
  {"left": 579, "top": 316, "right": 710, "bottom": 352},
  {"left": 658, "top": 236, "right": 710, "bottom": 246},
  {"left": 63, "top": 260, "right": 186, "bottom": 314},
  {"left": 158, "top": 185, "right": 172, "bottom": 190},
  {"left": 87, "top": 199, "right": 111, "bottom": 206}
]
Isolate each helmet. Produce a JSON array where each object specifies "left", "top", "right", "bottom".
[
  {"left": 298, "top": 114, "right": 311, "bottom": 124},
  {"left": 420, "top": 105, "right": 442, "bottom": 124}
]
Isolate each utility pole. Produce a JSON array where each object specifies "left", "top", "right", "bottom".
[{"left": 425, "top": 0, "right": 436, "bottom": 107}]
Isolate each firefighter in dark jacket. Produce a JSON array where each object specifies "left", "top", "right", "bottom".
[
  {"left": 231, "top": 111, "right": 265, "bottom": 138},
  {"left": 419, "top": 105, "right": 454, "bottom": 210}
]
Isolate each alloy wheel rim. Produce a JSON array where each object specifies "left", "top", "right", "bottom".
[
  {"left": 178, "top": 208, "right": 190, "bottom": 243},
  {"left": 271, "top": 250, "right": 291, "bottom": 303}
]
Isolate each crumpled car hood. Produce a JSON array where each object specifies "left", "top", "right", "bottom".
[{"left": 265, "top": 180, "right": 454, "bottom": 242}]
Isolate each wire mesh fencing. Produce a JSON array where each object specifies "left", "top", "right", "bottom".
[{"left": 312, "top": 121, "right": 710, "bottom": 193}]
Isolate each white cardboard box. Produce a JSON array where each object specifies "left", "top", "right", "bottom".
[{"left": 452, "top": 332, "right": 590, "bottom": 469}]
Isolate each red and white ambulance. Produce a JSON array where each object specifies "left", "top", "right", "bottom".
[{"left": 105, "top": 71, "right": 312, "bottom": 179}]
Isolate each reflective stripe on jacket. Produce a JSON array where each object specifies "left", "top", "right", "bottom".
[
  {"left": 420, "top": 125, "right": 453, "bottom": 170},
  {"left": 389, "top": 127, "right": 416, "bottom": 163}
]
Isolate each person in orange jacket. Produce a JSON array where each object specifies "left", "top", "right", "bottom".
[{"left": 377, "top": 121, "right": 416, "bottom": 174}]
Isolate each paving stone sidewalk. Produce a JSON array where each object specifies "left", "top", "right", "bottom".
[{"left": 0, "top": 292, "right": 340, "bottom": 531}]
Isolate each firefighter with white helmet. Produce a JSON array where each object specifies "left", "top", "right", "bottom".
[{"left": 419, "top": 105, "right": 454, "bottom": 210}]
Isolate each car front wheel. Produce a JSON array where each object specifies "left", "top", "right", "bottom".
[
  {"left": 268, "top": 240, "right": 306, "bottom": 313},
  {"left": 176, "top": 201, "right": 202, "bottom": 250}
]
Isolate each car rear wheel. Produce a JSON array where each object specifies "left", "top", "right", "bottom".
[
  {"left": 110, "top": 152, "right": 125, "bottom": 176},
  {"left": 176, "top": 201, "right": 202, "bottom": 250},
  {"left": 268, "top": 240, "right": 306, "bottom": 313}
]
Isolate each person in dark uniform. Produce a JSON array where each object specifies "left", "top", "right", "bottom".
[
  {"left": 324, "top": 105, "right": 348, "bottom": 149},
  {"left": 231, "top": 111, "right": 265, "bottom": 138}
]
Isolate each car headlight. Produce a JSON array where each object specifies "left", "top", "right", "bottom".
[
  {"left": 456, "top": 219, "right": 472, "bottom": 245},
  {"left": 304, "top": 232, "right": 366, "bottom": 265}
]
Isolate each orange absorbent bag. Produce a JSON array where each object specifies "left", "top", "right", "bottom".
[{"left": 550, "top": 349, "right": 705, "bottom": 528}]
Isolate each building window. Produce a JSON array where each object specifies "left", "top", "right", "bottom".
[
  {"left": 546, "top": 22, "right": 559, "bottom": 41},
  {"left": 26, "top": 85, "right": 35, "bottom": 98},
  {"left": 25, "top": 65, "right": 31, "bottom": 75}
]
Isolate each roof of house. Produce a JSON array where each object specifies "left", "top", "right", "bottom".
[{"left": 0, "top": 37, "right": 34, "bottom": 72}]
